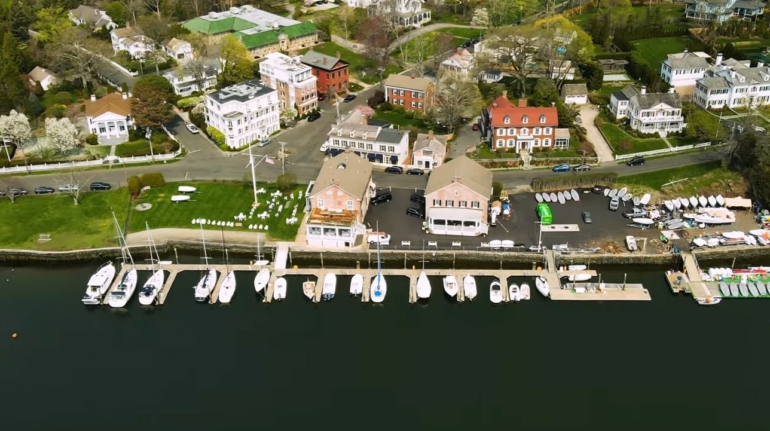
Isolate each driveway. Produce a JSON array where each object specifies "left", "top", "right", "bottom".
[
  {"left": 579, "top": 104, "right": 615, "bottom": 163},
  {"left": 447, "top": 123, "right": 481, "bottom": 160}
]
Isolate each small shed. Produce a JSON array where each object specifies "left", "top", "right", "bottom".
[{"left": 561, "top": 83, "right": 588, "bottom": 105}]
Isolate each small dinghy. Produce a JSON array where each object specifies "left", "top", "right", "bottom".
[
  {"left": 350, "top": 274, "right": 364, "bottom": 296},
  {"left": 603, "top": 188, "right": 610, "bottom": 197},
  {"left": 322, "top": 273, "right": 336, "bottom": 301},
  {"left": 683, "top": 213, "right": 696, "bottom": 219},
  {"left": 739, "top": 283, "right": 749, "bottom": 297},
  {"left": 543, "top": 192, "right": 551, "bottom": 203},
  {"left": 749, "top": 282, "right": 760, "bottom": 297},
  {"left": 171, "top": 195, "right": 191, "bottom": 202},
  {"left": 609, "top": 188, "right": 618, "bottom": 197},
  {"left": 632, "top": 217, "right": 655, "bottom": 225},
  {"left": 490, "top": 279, "right": 503, "bottom": 304},
  {"left": 626, "top": 235, "right": 638, "bottom": 251},
  {"left": 509, "top": 283, "right": 521, "bottom": 302},
  {"left": 729, "top": 283, "right": 739, "bottom": 297},
  {"left": 567, "top": 264, "right": 587, "bottom": 271},
  {"left": 719, "top": 282, "right": 729, "bottom": 297},
  {"left": 689, "top": 196, "right": 698, "bottom": 208},
  {"left": 680, "top": 197, "right": 690, "bottom": 208},
  {"left": 708, "top": 196, "right": 717, "bottom": 207},
  {"left": 535, "top": 276, "right": 550, "bottom": 298},
  {"left": 535, "top": 193, "right": 543, "bottom": 203},
  {"left": 273, "top": 277, "right": 287, "bottom": 301},
  {"left": 520, "top": 282, "right": 531, "bottom": 300},
  {"left": 640, "top": 194, "right": 651, "bottom": 205},
  {"left": 550, "top": 192, "right": 557, "bottom": 202},
  {"left": 622, "top": 193, "right": 633, "bottom": 202},
  {"left": 564, "top": 190, "right": 572, "bottom": 201},
  {"left": 716, "top": 195, "right": 725, "bottom": 206},
  {"left": 303, "top": 279, "right": 316, "bottom": 300},
  {"left": 557, "top": 192, "right": 566, "bottom": 204},
  {"left": 571, "top": 189, "right": 580, "bottom": 201},
  {"left": 757, "top": 281, "right": 767, "bottom": 295},
  {"left": 664, "top": 200, "right": 674, "bottom": 211},
  {"left": 617, "top": 187, "right": 628, "bottom": 198},
  {"left": 698, "top": 196, "right": 708, "bottom": 207},
  {"left": 178, "top": 186, "right": 197, "bottom": 194},
  {"left": 666, "top": 218, "right": 682, "bottom": 226},
  {"left": 633, "top": 196, "right": 641, "bottom": 206},
  {"left": 667, "top": 222, "right": 684, "bottom": 230},
  {"left": 673, "top": 199, "right": 682, "bottom": 209}
]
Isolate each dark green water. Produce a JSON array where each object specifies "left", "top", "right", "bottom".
[{"left": 1, "top": 261, "right": 768, "bottom": 430}]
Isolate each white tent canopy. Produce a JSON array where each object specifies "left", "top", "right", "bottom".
[{"left": 724, "top": 197, "right": 752, "bottom": 209}]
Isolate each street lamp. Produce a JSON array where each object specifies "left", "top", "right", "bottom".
[{"left": 146, "top": 128, "right": 154, "bottom": 162}]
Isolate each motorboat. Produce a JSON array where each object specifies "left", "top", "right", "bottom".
[
  {"left": 708, "top": 196, "right": 717, "bottom": 207},
  {"left": 689, "top": 196, "right": 698, "bottom": 208},
  {"left": 490, "top": 279, "right": 503, "bottom": 304},
  {"left": 739, "top": 283, "right": 749, "bottom": 297},
  {"left": 699, "top": 196, "right": 708, "bottom": 207},
  {"left": 640, "top": 194, "right": 651, "bottom": 205},
  {"left": 749, "top": 282, "right": 759, "bottom": 297},
  {"left": 563, "top": 274, "right": 592, "bottom": 282},
  {"left": 722, "top": 231, "right": 745, "bottom": 239},
  {"left": 108, "top": 268, "right": 138, "bottom": 308},
  {"left": 746, "top": 235, "right": 757, "bottom": 246},
  {"left": 719, "top": 282, "right": 729, "bottom": 296},
  {"left": 664, "top": 200, "right": 674, "bottom": 211},
  {"left": 178, "top": 186, "right": 197, "bottom": 193},
  {"left": 463, "top": 275, "right": 477, "bottom": 301},
  {"left": 693, "top": 213, "right": 735, "bottom": 225},
  {"left": 683, "top": 213, "right": 696, "bottom": 219},
  {"left": 729, "top": 283, "right": 739, "bottom": 296},
  {"left": 571, "top": 189, "right": 580, "bottom": 201},
  {"left": 350, "top": 274, "right": 364, "bottom": 296},
  {"left": 171, "top": 195, "right": 191, "bottom": 203},
  {"left": 707, "top": 238, "right": 721, "bottom": 247},
  {"left": 218, "top": 271, "right": 236, "bottom": 304},
  {"left": 691, "top": 238, "right": 707, "bottom": 248},
  {"left": 443, "top": 275, "right": 459, "bottom": 297},
  {"left": 716, "top": 195, "right": 725, "bottom": 206},
  {"left": 563, "top": 190, "right": 571, "bottom": 201},
  {"left": 254, "top": 269, "right": 270, "bottom": 293},
  {"left": 603, "top": 188, "right": 610, "bottom": 196},
  {"left": 535, "top": 193, "right": 543, "bottom": 203},
  {"left": 509, "top": 283, "right": 520, "bottom": 302},
  {"left": 194, "top": 269, "right": 217, "bottom": 303},
  {"left": 303, "top": 279, "right": 316, "bottom": 300},
  {"left": 680, "top": 197, "right": 690, "bottom": 208},
  {"left": 622, "top": 193, "right": 633, "bottom": 202},
  {"left": 673, "top": 199, "right": 681, "bottom": 210},
  {"left": 82, "top": 261, "right": 117, "bottom": 305},
  {"left": 543, "top": 192, "right": 551, "bottom": 203},
  {"left": 416, "top": 271, "right": 431, "bottom": 299},
  {"left": 565, "top": 264, "right": 587, "bottom": 271},
  {"left": 757, "top": 281, "right": 767, "bottom": 295},
  {"left": 501, "top": 240, "right": 514, "bottom": 250},
  {"left": 617, "top": 187, "right": 627, "bottom": 198},
  {"left": 520, "top": 282, "right": 531, "bottom": 300},
  {"left": 667, "top": 222, "right": 685, "bottom": 230},
  {"left": 322, "top": 273, "right": 336, "bottom": 301},
  {"left": 535, "top": 276, "right": 550, "bottom": 298},
  {"left": 273, "top": 277, "right": 287, "bottom": 301},
  {"left": 631, "top": 218, "right": 655, "bottom": 229},
  {"left": 371, "top": 222, "right": 387, "bottom": 303},
  {"left": 626, "top": 235, "right": 638, "bottom": 251},
  {"left": 609, "top": 188, "right": 618, "bottom": 197},
  {"left": 138, "top": 223, "right": 164, "bottom": 306},
  {"left": 697, "top": 297, "right": 722, "bottom": 305}
]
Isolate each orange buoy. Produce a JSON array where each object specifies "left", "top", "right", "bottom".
[
  {"left": 12, "top": 333, "right": 17, "bottom": 338},
  {"left": 293, "top": 265, "right": 298, "bottom": 270},
  {"left": 536, "top": 266, "right": 542, "bottom": 271}
]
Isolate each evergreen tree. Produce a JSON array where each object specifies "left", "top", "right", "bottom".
[
  {"left": 8, "top": 0, "right": 32, "bottom": 42},
  {"left": 27, "top": 93, "right": 44, "bottom": 117},
  {"left": 2, "top": 32, "right": 27, "bottom": 71},
  {"left": 0, "top": 62, "right": 27, "bottom": 114}
]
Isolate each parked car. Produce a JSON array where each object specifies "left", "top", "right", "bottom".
[
  {"left": 384, "top": 166, "right": 403, "bottom": 174},
  {"left": 370, "top": 191, "right": 392, "bottom": 205},
  {"left": 90, "top": 182, "right": 111, "bottom": 191},
  {"left": 319, "top": 142, "right": 329, "bottom": 152},
  {"left": 367, "top": 232, "right": 390, "bottom": 245},
  {"left": 552, "top": 163, "right": 571, "bottom": 172},
  {"left": 318, "top": 94, "right": 327, "bottom": 102},
  {"left": 185, "top": 123, "right": 200, "bottom": 134},
  {"left": 410, "top": 193, "right": 425, "bottom": 204},
  {"left": 626, "top": 156, "right": 645, "bottom": 166},
  {"left": 9, "top": 188, "right": 28, "bottom": 197},
  {"left": 591, "top": 185, "right": 604, "bottom": 194},
  {"left": 343, "top": 94, "right": 357, "bottom": 103},
  {"left": 609, "top": 196, "right": 620, "bottom": 211},
  {"left": 406, "top": 206, "right": 425, "bottom": 219},
  {"left": 258, "top": 138, "right": 272, "bottom": 147},
  {"left": 307, "top": 111, "right": 321, "bottom": 122},
  {"left": 471, "top": 124, "right": 479, "bottom": 131},
  {"left": 34, "top": 186, "right": 55, "bottom": 194},
  {"left": 582, "top": 211, "right": 593, "bottom": 224},
  {"left": 406, "top": 168, "right": 424, "bottom": 176},
  {"left": 573, "top": 164, "right": 591, "bottom": 172},
  {"left": 58, "top": 184, "right": 78, "bottom": 192}
]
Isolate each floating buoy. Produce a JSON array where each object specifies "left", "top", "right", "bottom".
[
  {"left": 536, "top": 266, "right": 542, "bottom": 271},
  {"left": 293, "top": 265, "right": 298, "bottom": 270},
  {"left": 12, "top": 333, "right": 17, "bottom": 338}
]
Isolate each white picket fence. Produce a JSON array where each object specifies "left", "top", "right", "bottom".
[
  {"left": 0, "top": 148, "right": 182, "bottom": 174},
  {"left": 614, "top": 142, "right": 712, "bottom": 161}
]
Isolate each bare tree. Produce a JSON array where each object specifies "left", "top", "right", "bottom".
[
  {"left": 0, "top": 177, "right": 23, "bottom": 204},
  {"left": 406, "top": 34, "right": 436, "bottom": 77},
  {"left": 122, "top": 0, "right": 146, "bottom": 25},
  {"left": 57, "top": 167, "right": 96, "bottom": 206},
  {"left": 356, "top": 16, "right": 392, "bottom": 70},
  {"left": 45, "top": 27, "right": 109, "bottom": 90},
  {"left": 144, "top": 0, "right": 163, "bottom": 18},
  {"left": 431, "top": 72, "right": 483, "bottom": 132},
  {"left": 180, "top": 32, "right": 208, "bottom": 59},
  {"left": 180, "top": 59, "right": 211, "bottom": 93},
  {"left": 484, "top": 25, "right": 542, "bottom": 97}
]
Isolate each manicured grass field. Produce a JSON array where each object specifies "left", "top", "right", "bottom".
[
  {"left": 128, "top": 182, "right": 306, "bottom": 241},
  {"left": 373, "top": 108, "right": 431, "bottom": 132},
  {"left": 0, "top": 189, "right": 130, "bottom": 251},
  {"left": 306, "top": 42, "right": 400, "bottom": 85},
  {"left": 599, "top": 123, "right": 669, "bottom": 154},
  {"left": 618, "top": 160, "right": 742, "bottom": 194},
  {"left": 571, "top": 4, "right": 686, "bottom": 30},
  {"left": 632, "top": 36, "right": 708, "bottom": 70}
]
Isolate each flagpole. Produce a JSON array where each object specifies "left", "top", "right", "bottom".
[{"left": 249, "top": 143, "right": 258, "bottom": 207}]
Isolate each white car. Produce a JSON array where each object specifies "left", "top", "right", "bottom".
[
  {"left": 319, "top": 142, "right": 329, "bottom": 152},
  {"left": 367, "top": 233, "right": 390, "bottom": 245},
  {"left": 185, "top": 123, "right": 200, "bottom": 134},
  {"left": 258, "top": 138, "right": 272, "bottom": 147},
  {"left": 58, "top": 184, "right": 78, "bottom": 192}
]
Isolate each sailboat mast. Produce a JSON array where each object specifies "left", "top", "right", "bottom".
[
  {"left": 376, "top": 221, "right": 382, "bottom": 283},
  {"left": 113, "top": 211, "right": 134, "bottom": 266},
  {"left": 200, "top": 223, "right": 210, "bottom": 269},
  {"left": 248, "top": 143, "right": 258, "bottom": 206},
  {"left": 221, "top": 227, "right": 229, "bottom": 272}
]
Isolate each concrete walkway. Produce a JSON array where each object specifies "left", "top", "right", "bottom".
[
  {"left": 579, "top": 105, "right": 615, "bottom": 163},
  {"left": 330, "top": 35, "right": 368, "bottom": 54}
]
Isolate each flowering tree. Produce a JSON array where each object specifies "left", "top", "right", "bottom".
[
  {"left": 354, "top": 105, "right": 375, "bottom": 118},
  {"left": 280, "top": 108, "right": 298, "bottom": 125},
  {"left": 471, "top": 8, "right": 489, "bottom": 27},
  {"left": 0, "top": 110, "right": 32, "bottom": 169},
  {"left": 45, "top": 117, "right": 80, "bottom": 155}
]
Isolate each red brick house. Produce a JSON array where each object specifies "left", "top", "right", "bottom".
[
  {"left": 300, "top": 50, "right": 350, "bottom": 96},
  {"left": 478, "top": 93, "right": 570, "bottom": 153},
  {"left": 383, "top": 74, "right": 434, "bottom": 114}
]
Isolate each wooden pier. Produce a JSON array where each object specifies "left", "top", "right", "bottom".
[
  {"left": 551, "top": 283, "right": 650, "bottom": 301},
  {"left": 158, "top": 269, "right": 179, "bottom": 305},
  {"left": 682, "top": 252, "right": 712, "bottom": 300},
  {"left": 408, "top": 275, "right": 417, "bottom": 303},
  {"left": 457, "top": 275, "right": 465, "bottom": 303}
]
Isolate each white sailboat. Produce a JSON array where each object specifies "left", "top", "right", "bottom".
[
  {"left": 82, "top": 261, "right": 116, "bottom": 305},
  {"left": 509, "top": 283, "right": 521, "bottom": 302},
  {"left": 254, "top": 269, "right": 270, "bottom": 294},
  {"left": 194, "top": 224, "right": 217, "bottom": 303},
  {"left": 535, "top": 276, "right": 550, "bottom": 298},
  {"left": 108, "top": 212, "right": 137, "bottom": 308},
  {"left": 416, "top": 271, "right": 431, "bottom": 299},
  {"left": 322, "top": 273, "right": 336, "bottom": 301},
  {"left": 490, "top": 279, "right": 503, "bottom": 304},
  {"left": 138, "top": 222, "right": 164, "bottom": 306},
  {"left": 463, "top": 274, "right": 477, "bottom": 301},
  {"left": 520, "top": 282, "right": 531, "bottom": 300},
  {"left": 371, "top": 222, "right": 387, "bottom": 303},
  {"left": 273, "top": 277, "right": 287, "bottom": 301},
  {"left": 350, "top": 274, "right": 363, "bottom": 296},
  {"left": 253, "top": 233, "right": 270, "bottom": 266},
  {"left": 218, "top": 230, "right": 236, "bottom": 304},
  {"left": 443, "top": 275, "right": 459, "bottom": 297}
]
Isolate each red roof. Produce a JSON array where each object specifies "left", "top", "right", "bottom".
[{"left": 487, "top": 96, "right": 558, "bottom": 127}]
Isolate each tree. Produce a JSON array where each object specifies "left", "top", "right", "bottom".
[
  {"left": 45, "top": 117, "right": 79, "bottom": 155},
  {"left": 32, "top": 6, "right": 73, "bottom": 43},
  {"left": 2, "top": 32, "right": 28, "bottom": 71},
  {"left": 470, "top": 7, "right": 489, "bottom": 27},
  {"left": 0, "top": 110, "right": 32, "bottom": 171},
  {"left": 144, "top": 0, "right": 163, "bottom": 18},
  {"left": 356, "top": 16, "right": 391, "bottom": 70},
  {"left": 405, "top": 34, "right": 437, "bottom": 77},
  {"left": 579, "top": 61, "right": 604, "bottom": 91},
  {"left": 45, "top": 27, "right": 108, "bottom": 90},
  {"left": 0, "top": 62, "right": 27, "bottom": 115},
  {"left": 57, "top": 167, "right": 95, "bottom": 205},
  {"left": 431, "top": 73, "right": 482, "bottom": 132},
  {"left": 588, "top": 0, "right": 633, "bottom": 46},
  {"left": 8, "top": 0, "right": 32, "bottom": 41},
  {"left": 105, "top": 2, "right": 128, "bottom": 25},
  {"left": 137, "top": 15, "right": 171, "bottom": 49},
  {"left": 487, "top": 0, "right": 535, "bottom": 27},
  {"left": 280, "top": 107, "right": 297, "bottom": 125},
  {"left": 0, "top": 177, "right": 24, "bottom": 203},
  {"left": 132, "top": 75, "right": 175, "bottom": 129},
  {"left": 180, "top": 59, "right": 209, "bottom": 93},
  {"left": 27, "top": 93, "right": 44, "bottom": 117},
  {"left": 218, "top": 35, "right": 254, "bottom": 87},
  {"left": 684, "top": 110, "right": 727, "bottom": 143},
  {"left": 483, "top": 25, "right": 542, "bottom": 97},
  {"left": 534, "top": 15, "right": 595, "bottom": 89},
  {"left": 433, "top": 32, "right": 455, "bottom": 69},
  {"left": 556, "top": 101, "right": 579, "bottom": 129},
  {"left": 180, "top": 32, "right": 207, "bottom": 59},
  {"left": 529, "top": 79, "right": 559, "bottom": 107},
  {"left": 122, "top": 0, "right": 145, "bottom": 24}
]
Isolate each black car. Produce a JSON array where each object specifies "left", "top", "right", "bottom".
[
  {"left": 34, "top": 186, "right": 55, "bottom": 194},
  {"left": 591, "top": 185, "right": 604, "bottom": 194},
  {"left": 370, "top": 192, "right": 392, "bottom": 205},
  {"left": 343, "top": 94, "right": 356, "bottom": 103},
  {"left": 410, "top": 193, "right": 425, "bottom": 204},
  {"left": 406, "top": 206, "right": 424, "bottom": 218},
  {"left": 90, "top": 182, "right": 112, "bottom": 191},
  {"left": 9, "top": 188, "right": 28, "bottom": 197},
  {"left": 626, "top": 156, "right": 645, "bottom": 166},
  {"left": 307, "top": 111, "right": 321, "bottom": 122},
  {"left": 406, "top": 168, "right": 424, "bottom": 176},
  {"left": 384, "top": 166, "right": 403, "bottom": 174},
  {"left": 573, "top": 164, "right": 591, "bottom": 172}
]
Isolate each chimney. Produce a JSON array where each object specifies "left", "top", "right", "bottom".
[
  {"left": 336, "top": 51, "right": 341, "bottom": 59},
  {"left": 428, "top": 130, "right": 434, "bottom": 139},
  {"left": 410, "top": 72, "right": 416, "bottom": 79},
  {"left": 669, "top": 87, "right": 675, "bottom": 94},
  {"left": 518, "top": 98, "right": 527, "bottom": 108},
  {"left": 716, "top": 53, "right": 723, "bottom": 66},
  {"left": 122, "top": 93, "right": 127, "bottom": 99},
  {"left": 90, "top": 94, "right": 96, "bottom": 101},
  {"left": 640, "top": 86, "right": 646, "bottom": 95},
  {"left": 551, "top": 102, "right": 555, "bottom": 107},
  {"left": 323, "top": 56, "right": 327, "bottom": 66}
]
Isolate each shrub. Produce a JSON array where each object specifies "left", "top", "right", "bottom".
[
  {"left": 176, "top": 96, "right": 202, "bottom": 111},
  {"left": 207, "top": 126, "right": 226, "bottom": 146},
  {"left": 151, "top": 131, "right": 167, "bottom": 146},
  {"left": 120, "top": 83, "right": 129, "bottom": 93},
  {"left": 276, "top": 173, "right": 297, "bottom": 192},
  {"left": 85, "top": 134, "right": 99, "bottom": 145},
  {"left": 53, "top": 91, "right": 73, "bottom": 104},
  {"left": 94, "top": 86, "right": 108, "bottom": 98},
  {"left": 379, "top": 102, "right": 393, "bottom": 111},
  {"left": 404, "top": 110, "right": 415, "bottom": 119},
  {"left": 129, "top": 128, "right": 145, "bottom": 141},
  {"left": 492, "top": 181, "right": 503, "bottom": 196},
  {"left": 594, "top": 117, "right": 605, "bottom": 128},
  {"left": 139, "top": 172, "right": 166, "bottom": 188},
  {"left": 127, "top": 175, "right": 141, "bottom": 195},
  {"left": 393, "top": 106, "right": 406, "bottom": 114},
  {"left": 219, "top": 143, "right": 230, "bottom": 151}
]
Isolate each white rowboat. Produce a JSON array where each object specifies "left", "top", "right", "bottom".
[
  {"left": 571, "top": 189, "right": 579, "bottom": 201},
  {"left": 171, "top": 195, "right": 190, "bottom": 202},
  {"left": 535, "top": 193, "right": 543, "bottom": 203},
  {"left": 463, "top": 275, "right": 477, "bottom": 301},
  {"left": 273, "top": 277, "right": 287, "bottom": 301},
  {"left": 178, "top": 186, "right": 197, "bottom": 193}
]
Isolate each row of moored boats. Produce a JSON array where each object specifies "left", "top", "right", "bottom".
[{"left": 535, "top": 189, "right": 581, "bottom": 204}]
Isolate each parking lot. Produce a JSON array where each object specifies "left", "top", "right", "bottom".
[{"left": 364, "top": 188, "right": 643, "bottom": 251}]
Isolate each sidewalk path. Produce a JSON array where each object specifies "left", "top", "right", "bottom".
[
  {"left": 388, "top": 23, "right": 486, "bottom": 52},
  {"left": 579, "top": 105, "right": 615, "bottom": 163}
]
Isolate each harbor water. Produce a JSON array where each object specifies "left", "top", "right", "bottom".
[{"left": 1, "top": 259, "right": 769, "bottom": 430}]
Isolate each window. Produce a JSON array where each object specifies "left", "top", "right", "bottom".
[
  {"left": 392, "top": 89, "right": 398, "bottom": 94},
  {"left": 433, "top": 199, "right": 441, "bottom": 206},
  {"left": 543, "top": 138, "right": 552, "bottom": 147},
  {"left": 342, "top": 140, "right": 348, "bottom": 147},
  {"left": 387, "top": 146, "right": 395, "bottom": 152},
  {"left": 459, "top": 201, "right": 467, "bottom": 208},
  {"left": 418, "top": 102, "right": 423, "bottom": 108},
  {"left": 346, "top": 200, "right": 354, "bottom": 210},
  {"left": 508, "top": 128, "right": 515, "bottom": 135},
  {"left": 554, "top": 138, "right": 568, "bottom": 148},
  {"left": 379, "top": 145, "right": 387, "bottom": 151},
  {"left": 534, "top": 127, "right": 541, "bottom": 135},
  {"left": 399, "top": 90, "right": 404, "bottom": 96},
  {"left": 399, "top": 99, "right": 404, "bottom": 106},
  {"left": 507, "top": 139, "right": 514, "bottom": 147},
  {"left": 534, "top": 138, "right": 540, "bottom": 146},
  {"left": 411, "top": 101, "right": 416, "bottom": 107},
  {"left": 445, "top": 200, "right": 454, "bottom": 207},
  {"left": 358, "top": 142, "right": 364, "bottom": 149},
  {"left": 366, "top": 143, "right": 373, "bottom": 150},
  {"left": 503, "top": 116, "right": 510, "bottom": 124},
  {"left": 350, "top": 131, "right": 355, "bottom": 137},
  {"left": 544, "top": 127, "right": 552, "bottom": 135},
  {"left": 317, "top": 198, "right": 325, "bottom": 208},
  {"left": 411, "top": 91, "right": 417, "bottom": 97},
  {"left": 520, "top": 127, "right": 529, "bottom": 135},
  {"left": 522, "top": 115, "right": 528, "bottom": 124},
  {"left": 471, "top": 201, "right": 480, "bottom": 208},
  {"left": 496, "top": 139, "right": 504, "bottom": 147},
  {"left": 498, "top": 128, "right": 506, "bottom": 136},
  {"left": 539, "top": 115, "right": 546, "bottom": 123}
]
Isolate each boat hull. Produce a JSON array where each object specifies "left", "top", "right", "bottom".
[
  {"left": 490, "top": 281, "right": 503, "bottom": 304},
  {"left": 350, "top": 274, "right": 364, "bottom": 296},
  {"left": 254, "top": 269, "right": 270, "bottom": 293},
  {"left": 138, "top": 270, "right": 164, "bottom": 305},
  {"left": 82, "top": 261, "right": 117, "bottom": 305},
  {"left": 416, "top": 272, "right": 431, "bottom": 299},
  {"left": 535, "top": 277, "right": 550, "bottom": 298},
  {"left": 218, "top": 271, "right": 237, "bottom": 304},
  {"left": 371, "top": 274, "right": 387, "bottom": 303},
  {"left": 463, "top": 275, "right": 477, "bottom": 300},
  {"left": 273, "top": 277, "right": 287, "bottom": 301},
  {"left": 322, "top": 273, "right": 337, "bottom": 301},
  {"left": 194, "top": 269, "right": 218, "bottom": 302},
  {"left": 443, "top": 276, "right": 459, "bottom": 297},
  {"left": 108, "top": 269, "right": 138, "bottom": 308}
]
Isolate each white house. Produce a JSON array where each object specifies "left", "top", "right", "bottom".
[
  {"left": 345, "top": 0, "right": 431, "bottom": 27},
  {"left": 83, "top": 92, "right": 133, "bottom": 144},
  {"left": 561, "top": 83, "right": 588, "bottom": 105},
  {"left": 69, "top": 5, "right": 117, "bottom": 29},
  {"left": 609, "top": 86, "right": 686, "bottom": 135},
  {"left": 259, "top": 52, "right": 318, "bottom": 116},
  {"left": 111, "top": 24, "right": 154, "bottom": 57},
  {"left": 163, "top": 38, "right": 194, "bottom": 60},
  {"left": 440, "top": 48, "right": 474, "bottom": 78},
  {"left": 549, "top": 60, "right": 576, "bottom": 81},
  {"left": 162, "top": 66, "right": 219, "bottom": 96},
  {"left": 684, "top": 0, "right": 764, "bottom": 23},
  {"left": 204, "top": 78, "right": 281, "bottom": 149},
  {"left": 661, "top": 50, "right": 712, "bottom": 91},
  {"left": 325, "top": 110, "right": 410, "bottom": 165},
  {"left": 693, "top": 57, "right": 770, "bottom": 109},
  {"left": 27, "top": 67, "right": 58, "bottom": 91}
]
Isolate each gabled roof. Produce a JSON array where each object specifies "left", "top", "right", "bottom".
[
  {"left": 112, "top": 25, "right": 143, "bottom": 39},
  {"left": 300, "top": 50, "right": 348, "bottom": 71},
  {"left": 618, "top": 86, "right": 683, "bottom": 110},
  {"left": 486, "top": 95, "right": 558, "bottom": 127},
  {"left": 28, "top": 66, "right": 56, "bottom": 82},
  {"left": 384, "top": 74, "right": 433, "bottom": 91},
  {"left": 425, "top": 156, "right": 492, "bottom": 198},
  {"left": 311, "top": 151, "right": 373, "bottom": 200},
  {"left": 561, "top": 83, "right": 587, "bottom": 96},
  {"left": 441, "top": 48, "right": 473, "bottom": 70},
  {"left": 84, "top": 92, "right": 131, "bottom": 118},
  {"left": 413, "top": 133, "right": 447, "bottom": 154},
  {"left": 183, "top": 16, "right": 255, "bottom": 35},
  {"left": 164, "top": 38, "right": 191, "bottom": 51},
  {"left": 70, "top": 5, "right": 114, "bottom": 27}
]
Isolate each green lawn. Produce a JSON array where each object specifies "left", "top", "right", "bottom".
[
  {"left": 632, "top": 36, "right": 708, "bottom": 70},
  {"left": 0, "top": 189, "right": 130, "bottom": 250},
  {"left": 667, "top": 136, "right": 700, "bottom": 146},
  {"left": 373, "top": 108, "right": 431, "bottom": 132},
  {"left": 437, "top": 27, "right": 485, "bottom": 41},
  {"left": 599, "top": 122, "right": 669, "bottom": 154},
  {"left": 305, "top": 42, "right": 400, "bottom": 85},
  {"left": 618, "top": 160, "right": 742, "bottom": 194},
  {"left": 596, "top": 85, "right": 625, "bottom": 96},
  {"left": 128, "top": 182, "right": 306, "bottom": 241},
  {"left": 571, "top": 4, "right": 686, "bottom": 30}
]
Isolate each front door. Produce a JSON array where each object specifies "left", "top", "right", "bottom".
[{"left": 424, "top": 160, "right": 430, "bottom": 168}]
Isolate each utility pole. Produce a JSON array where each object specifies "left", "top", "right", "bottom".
[
  {"left": 280, "top": 141, "right": 286, "bottom": 175},
  {"left": 146, "top": 128, "right": 154, "bottom": 162}
]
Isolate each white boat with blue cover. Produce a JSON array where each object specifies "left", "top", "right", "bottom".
[{"left": 322, "top": 273, "right": 336, "bottom": 301}]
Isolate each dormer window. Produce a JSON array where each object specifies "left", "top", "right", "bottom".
[
  {"left": 540, "top": 115, "right": 546, "bottom": 123},
  {"left": 503, "top": 116, "right": 510, "bottom": 124},
  {"left": 350, "top": 131, "right": 355, "bottom": 137},
  {"left": 362, "top": 132, "right": 367, "bottom": 139},
  {"left": 522, "top": 115, "right": 528, "bottom": 124},
  {"left": 337, "top": 129, "right": 342, "bottom": 136}
]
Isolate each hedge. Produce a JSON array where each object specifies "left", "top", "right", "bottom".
[
  {"left": 177, "top": 96, "right": 202, "bottom": 111},
  {"left": 127, "top": 175, "right": 141, "bottom": 195},
  {"left": 207, "top": 126, "right": 226, "bottom": 146},
  {"left": 531, "top": 173, "right": 618, "bottom": 192},
  {"left": 140, "top": 172, "right": 166, "bottom": 188}
]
